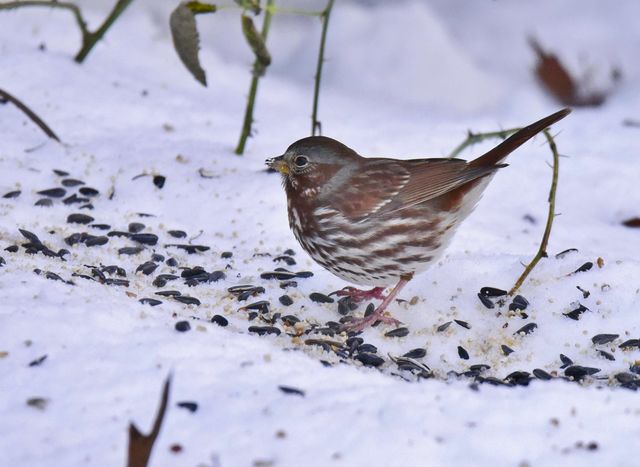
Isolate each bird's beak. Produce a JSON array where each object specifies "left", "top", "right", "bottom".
[{"left": 266, "top": 155, "right": 289, "bottom": 175}]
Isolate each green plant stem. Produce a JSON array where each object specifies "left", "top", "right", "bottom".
[
  {"left": 508, "top": 129, "right": 560, "bottom": 295},
  {"left": 448, "top": 127, "right": 521, "bottom": 158},
  {"left": 310, "top": 0, "right": 334, "bottom": 136},
  {"left": 0, "top": 0, "right": 133, "bottom": 63},
  {"left": 74, "top": 0, "right": 134, "bottom": 63},
  {"left": 0, "top": 87, "right": 60, "bottom": 141},
  {"left": 234, "top": 0, "right": 274, "bottom": 155}
]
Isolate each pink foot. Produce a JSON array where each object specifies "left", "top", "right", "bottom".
[
  {"left": 339, "top": 307, "right": 403, "bottom": 332},
  {"left": 331, "top": 286, "right": 387, "bottom": 303}
]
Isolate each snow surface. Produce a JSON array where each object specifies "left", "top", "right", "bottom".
[{"left": 1, "top": 0, "right": 640, "bottom": 466}]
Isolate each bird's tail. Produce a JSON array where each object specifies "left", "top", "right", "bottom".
[{"left": 469, "top": 108, "right": 571, "bottom": 168}]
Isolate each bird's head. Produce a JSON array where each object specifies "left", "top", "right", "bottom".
[{"left": 266, "top": 136, "right": 360, "bottom": 198}]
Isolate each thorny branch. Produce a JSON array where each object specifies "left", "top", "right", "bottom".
[
  {"left": 448, "top": 127, "right": 521, "bottom": 158},
  {"left": 311, "top": 0, "right": 334, "bottom": 136},
  {"left": 0, "top": 87, "right": 60, "bottom": 141},
  {"left": 0, "top": 0, "right": 134, "bottom": 63}
]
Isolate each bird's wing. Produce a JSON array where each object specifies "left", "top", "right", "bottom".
[{"left": 324, "top": 158, "right": 501, "bottom": 222}]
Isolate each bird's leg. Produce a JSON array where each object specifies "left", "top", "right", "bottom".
[
  {"left": 339, "top": 275, "right": 412, "bottom": 332},
  {"left": 331, "top": 286, "right": 387, "bottom": 302}
]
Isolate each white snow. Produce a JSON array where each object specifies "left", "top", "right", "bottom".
[{"left": 1, "top": 1, "right": 640, "bottom": 466}]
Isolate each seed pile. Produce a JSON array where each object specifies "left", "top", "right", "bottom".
[{"left": 2, "top": 169, "right": 638, "bottom": 390}]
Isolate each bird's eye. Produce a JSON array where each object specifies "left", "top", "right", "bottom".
[{"left": 294, "top": 155, "right": 309, "bottom": 168}]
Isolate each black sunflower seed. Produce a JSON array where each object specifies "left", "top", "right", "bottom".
[
  {"left": 174, "top": 296, "right": 201, "bottom": 306},
  {"left": 79, "top": 187, "right": 99, "bottom": 197},
  {"left": 176, "top": 401, "right": 198, "bottom": 412},
  {"left": 241, "top": 301, "right": 270, "bottom": 313},
  {"left": 80, "top": 204, "right": 93, "bottom": 210},
  {"left": 509, "top": 295, "right": 529, "bottom": 311},
  {"left": 364, "top": 303, "right": 375, "bottom": 317},
  {"left": 437, "top": 321, "right": 452, "bottom": 332},
  {"left": 296, "top": 271, "right": 314, "bottom": 278},
  {"left": 211, "top": 315, "right": 229, "bottom": 327},
  {"left": 309, "top": 292, "right": 334, "bottom": 304},
  {"left": 357, "top": 343, "right": 378, "bottom": 354},
  {"left": 564, "top": 304, "right": 588, "bottom": 320},
  {"left": 166, "top": 257, "right": 178, "bottom": 267},
  {"left": 165, "top": 244, "right": 209, "bottom": 254},
  {"left": 128, "top": 222, "right": 145, "bottom": 233},
  {"left": 67, "top": 213, "right": 94, "bottom": 224},
  {"left": 220, "top": 251, "right": 232, "bottom": 259},
  {"left": 281, "top": 315, "right": 300, "bottom": 326},
  {"left": 555, "top": 248, "right": 578, "bottom": 259},
  {"left": 108, "top": 230, "right": 131, "bottom": 238},
  {"left": 209, "top": 270, "right": 226, "bottom": 282},
  {"left": 248, "top": 326, "right": 281, "bottom": 336},
  {"left": 5, "top": 245, "right": 18, "bottom": 253},
  {"left": 151, "top": 254, "right": 165, "bottom": 263},
  {"left": 559, "top": 354, "right": 573, "bottom": 369},
  {"left": 279, "top": 295, "right": 293, "bottom": 306},
  {"left": 19, "top": 229, "right": 42, "bottom": 245},
  {"left": 454, "top": 319, "right": 471, "bottom": 329},
  {"left": 3, "top": 190, "right": 20, "bottom": 198},
  {"left": 457, "top": 346, "right": 470, "bottom": 360},
  {"left": 501, "top": 345, "right": 514, "bottom": 356},
  {"left": 156, "top": 290, "right": 181, "bottom": 297},
  {"left": 35, "top": 198, "right": 53, "bottom": 207},
  {"left": 153, "top": 175, "right": 166, "bottom": 188},
  {"left": 403, "top": 348, "right": 426, "bottom": 359},
  {"left": 139, "top": 298, "right": 162, "bottom": 306},
  {"left": 597, "top": 350, "right": 615, "bottom": 361},
  {"left": 29, "top": 355, "right": 48, "bottom": 367},
  {"left": 136, "top": 261, "right": 158, "bottom": 275},
  {"left": 572, "top": 262, "right": 593, "bottom": 274},
  {"left": 63, "top": 194, "right": 89, "bottom": 205},
  {"left": 514, "top": 323, "right": 537, "bottom": 335},
  {"left": 355, "top": 352, "right": 384, "bottom": 367},
  {"left": 175, "top": 321, "right": 191, "bottom": 332},
  {"left": 505, "top": 371, "right": 531, "bottom": 386},
  {"left": 102, "top": 265, "right": 126, "bottom": 277},
  {"left": 64, "top": 232, "right": 86, "bottom": 246},
  {"left": 61, "top": 178, "right": 84, "bottom": 187},
  {"left": 591, "top": 334, "right": 619, "bottom": 345},
  {"left": 274, "top": 255, "right": 296, "bottom": 266},
  {"left": 470, "top": 364, "right": 491, "bottom": 372},
  {"left": 130, "top": 233, "right": 158, "bottom": 246},
  {"left": 533, "top": 368, "right": 553, "bottom": 380},
  {"left": 168, "top": 230, "right": 187, "bottom": 239},
  {"left": 480, "top": 287, "right": 508, "bottom": 297},
  {"left": 84, "top": 236, "right": 108, "bottom": 247},
  {"left": 261, "top": 270, "right": 298, "bottom": 280},
  {"left": 53, "top": 169, "right": 69, "bottom": 176},
  {"left": 104, "top": 278, "right": 129, "bottom": 287},
  {"left": 90, "top": 224, "right": 111, "bottom": 230},
  {"left": 619, "top": 339, "right": 640, "bottom": 350},
  {"left": 385, "top": 327, "right": 409, "bottom": 338},
  {"left": 477, "top": 293, "right": 495, "bottom": 309},
  {"left": 37, "top": 188, "right": 66, "bottom": 198},
  {"left": 564, "top": 365, "right": 600, "bottom": 380},
  {"left": 278, "top": 385, "right": 305, "bottom": 396},
  {"left": 337, "top": 297, "right": 357, "bottom": 315}
]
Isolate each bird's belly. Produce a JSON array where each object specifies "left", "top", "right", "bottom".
[{"left": 289, "top": 206, "right": 459, "bottom": 286}]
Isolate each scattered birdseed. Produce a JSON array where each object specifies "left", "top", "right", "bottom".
[
  {"left": 211, "top": 315, "right": 229, "bottom": 327},
  {"left": 279, "top": 295, "right": 293, "bottom": 306},
  {"left": 509, "top": 295, "right": 529, "bottom": 311},
  {"left": 555, "top": 248, "right": 578, "bottom": 259},
  {"left": 403, "top": 348, "right": 426, "bottom": 359},
  {"left": 136, "top": 261, "right": 158, "bottom": 275},
  {"left": 385, "top": 327, "right": 409, "bottom": 338},
  {"left": 505, "top": 371, "right": 531, "bottom": 386},
  {"left": 355, "top": 352, "right": 385, "bottom": 367},
  {"left": 457, "top": 346, "right": 470, "bottom": 360},
  {"left": 130, "top": 233, "right": 158, "bottom": 246},
  {"left": 278, "top": 385, "right": 305, "bottom": 396},
  {"left": 175, "top": 321, "right": 191, "bottom": 332},
  {"left": 241, "top": 301, "right": 270, "bottom": 313},
  {"left": 90, "top": 224, "right": 111, "bottom": 230},
  {"left": 165, "top": 244, "right": 209, "bottom": 253},
  {"left": 153, "top": 175, "right": 166, "bottom": 188},
  {"left": 454, "top": 319, "right": 471, "bottom": 329},
  {"left": 248, "top": 326, "right": 281, "bottom": 336},
  {"left": 501, "top": 345, "right": 514, "bottom": 356},
  {"left": 166, "top": 258, "right": 178, "bottom": 267},
  {"left": 309, "top": 292, "right": 334, "bottom": 304},
  {"left": 53, "top": 169, "right": 69, "bottom": 176},
  {"left": 597, "top": 350, "right": 615, "bottom": 361},
  {"left": 3, "top": 190, "right": 20, "bottom": 198},
  {"left": 619, "top": 339, "right": 640, "bottom": 350},
  {"left": 37, "top": 188, "right": 66, "bottom": 198},
  {"left": 532, "top": 368, "right": 553, "bottom": 380},
  {"left": 5, "top": 245, "right": 18, "bottom": 253},
  {"left": 84, "top": 236, "right": 109, "bottom": 247},
  {"left": 564, "top": 365, "right": 600, "bottom": 380},
  {"left": 61, "top": 178, "right": 84, "bottom": 187},
  {"left": 79, "top": 187, "right": 99, "bottom": 197},
  {"left": 139, "top": 298, "right": 162, "bottom": 306},
  {"left": 274, "top": 255, "right": 296, "bottom": 266},
  {"left": 176, "top": 401, "right": 198, "bottom": 412},
  {"left": 564, "top": 304, "right": 588, "bottom": 320},
  {"left": 261, "top": 270, "right": 298, "bottom": 280},
  {"left": 357, "top": 343, "right": 378, "bottom": 354},
  {"left": 35, "top": 199, "right": 53, "bottom": 207},
  {"left": 514, "top": 323, "right": 537, "bottom": 335},
  {"left": 480, "top": 287, "right": 508, "bottom": 297},
  {"left": 128, "top": 222, "right": 145, "bottom": 233},
  {"left": 591, "top": 334, "right": 619, "bottom": 345},
  {"left": 572, "top": 262, "right": 593, "bottom": 274},
  {"left": 168, "top": 230, "right": 187, "bottom": 238},
  {"left": 28, "top": 355, "right": 47, "bottom": 367},
  {"left": 118, "top": 247, "right": 144, "bottom": 255},
  {"left": 477, "top": 293, "right": 495, "bottom": 309},
  {"left": 437, "top": 321, "right": 452, "bottom": 332},
  {"left": 174, "top": 296, "right": 201, "bottom": 306}
]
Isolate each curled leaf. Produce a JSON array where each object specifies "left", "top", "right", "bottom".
[
  {"left": 170, "top": 2, "right": 208, "bottom": 86},
  {"left": 241, "top": 14, "right": 271, "bottom": 76}
]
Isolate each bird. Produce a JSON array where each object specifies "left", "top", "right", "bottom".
[{"left": 266, "top": 108, "right": 571, "bottom": 331}]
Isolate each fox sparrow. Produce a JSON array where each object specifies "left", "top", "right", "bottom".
[{"left": 267, "top": 108, "right": 570, "bottom": 331}]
